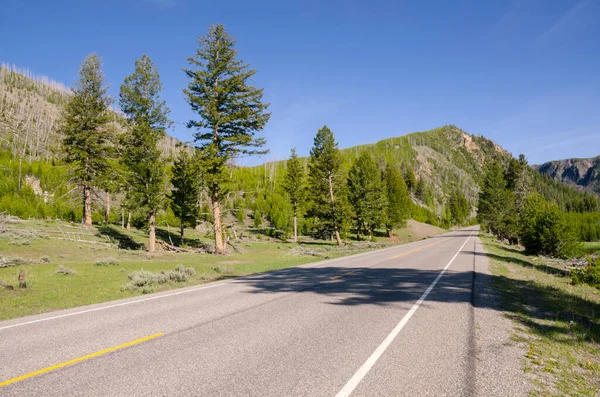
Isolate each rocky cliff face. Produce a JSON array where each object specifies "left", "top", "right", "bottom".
[{"left": 535, "top": 157, "right": 600, "bottom": 195}]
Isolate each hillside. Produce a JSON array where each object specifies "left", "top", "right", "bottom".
[
  {"left": 0, "top": 62, "right": 596, "bottom": 235},
  {"left": 0, "top": 63, "right": 183, "bottom": 160},
  {"left": 535, "top": 156, "right": 600, "bottom": 195}
]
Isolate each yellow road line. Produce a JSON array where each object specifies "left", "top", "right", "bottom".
[
  {"left": 330, "top": 270, "right": 358, "bottom": 280},
  {"left": 389, "top": 238, "right": 446, "bottom": 259},
  {"left": 0, "top": 332, "right": 164, "bottom": 388}
]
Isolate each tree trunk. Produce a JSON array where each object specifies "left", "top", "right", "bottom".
[
  {"left": 127, "top": 212, "right": 131, "bottom": 230},
  {"left": 104, "top": 192, "right": 110, "bottom": 225},
  {"left": 148, "top": 213, "right": 156, "bottom": 253},
  {"left": 328, "top": 176, "right": 343, "bottom": 246},
  {"left": 121, "top": 208, "right": 125, "bottom": 229},
  {"left": 293, "top": 215, "right": 298, "bottom": 243},
  {"left": 212, "top": 198, "right": 224, "bottom": 255},
  {"left": 83, "top": 185, "right": 92, "bottom": 226},
  {"left": 334, "top": 228, "right": 343, "bottom": 246},
  {"left": 180, "top": 221, "right": 185, "bottom": 243},
  {"left": 387, "top": 228, "right": 392, "bottom": 238}
]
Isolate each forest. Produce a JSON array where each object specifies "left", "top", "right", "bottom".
[{"left": 0, "top": 25, "right": 598, "bottom": 259}]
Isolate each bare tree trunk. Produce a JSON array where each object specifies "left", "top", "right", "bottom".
[
  {"left": 121, "top": 208, "right": 125, "bottom": 229},
  {"left": 17, "top": 157, "right": 22, "bottom": 193},
  {"left": 148, "top": 213, "right": 156, "bottom": 253},
  {"left": 212, "top": 198, "right": 224, "bottom": 255},
  {"left": 127, "top": 212, "right": 131, "bottom": 230},
  {"left": 104, "top": 192, "right": 110, "bottom": 225},
  {"left": 293, "top": 215, "right": 298, "bottom": 243},
  {"left": 387, "top": 228, "right": 392, "bottom": 238},
  {"left": 83, "top": 185, "right": 92, "bottom": 226},
  {"left": 180, "top": 221, "right": 185, "bottom": 243},
  {"left": 328, "top": 176, "right": 343, "bottom": 246},
  {"left": 334, "top": 229, "right": 342, "bottom": 246}
]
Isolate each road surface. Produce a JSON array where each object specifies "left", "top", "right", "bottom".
[{"left": 0, "top": 227, "right": 515, "bottom": 396}]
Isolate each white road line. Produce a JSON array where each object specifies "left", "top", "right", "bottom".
[
  {"left": 335, "top": 232, "right": 474, "bottom": 397},
  {"left": 0, "top": 230, "right": 470, "bottom": 332},
  {"left": 0, "top": 282, "right": 227, "bottom": 331}
]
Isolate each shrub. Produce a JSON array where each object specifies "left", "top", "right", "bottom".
[
  {"left": 40, "top": 256, "right": 50, "bottom": 263},
  {"left": 122, "top": 265, "right": 193, "bottom": 293},
  {"left": 520, "top": 194, "right": 582, "bottom": 258},
  {"left": 54, "top": 265, "right": 76, "bottom": 275},
  {"left": 94, "top": 257, "right": 120, "bottom": 266},
  {"left": 571, "top": 256, "right": 600, "bottom": 288}
]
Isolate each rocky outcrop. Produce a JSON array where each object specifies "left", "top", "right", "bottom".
[{"left": 535, "top": 157, "right": 600, "bottom": 195}]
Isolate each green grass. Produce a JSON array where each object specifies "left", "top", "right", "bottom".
[
  {"left": 582, "top": 242, "right": 600, "bottom": 256},
  {"left": 481, "top": 234, "right": 600, "bottom": 396},
  {"left": 0, "top": 219, "right": 444, "bottom": 321}
]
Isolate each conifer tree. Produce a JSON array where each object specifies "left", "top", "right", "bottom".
[
  {"left": 477, "top": 161, "right": 514, "bottom": 239},
  {"left": 404, "top": 166, "right": 417, "bottom": 192},
  {"left": 62, "top": 54, "right": 112, "bottom": 226},
  {"left": 448, "top": 188, "right": 470, "bottom": 225},
  {"left": 282, "top": 148, "right": 305, "bottom": 243},
  {"left": 169, "top": 147, "right": 201, "bottom": 242},
  {"left": 383, "top": 163, "right": 411, "bottom": 237},
  {"left": 347, "top": 153, "right": 386, "bottom": 240},
  {"left": 184, "top": 24, "right": 270, "bottom": 254},
  {"left": 308, "top": 126, "right": 350, "bottom": 245},
  {"left": 119, "top": 55, "right": 170, "bottom": 253}
]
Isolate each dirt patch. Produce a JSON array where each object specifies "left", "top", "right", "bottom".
[{"left": 406, "top": 219, "right": 445, "bottom": 239}]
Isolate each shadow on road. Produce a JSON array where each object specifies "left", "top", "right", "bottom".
[{"left": 236, "top": 243, "right": 600, "bottom": 344}]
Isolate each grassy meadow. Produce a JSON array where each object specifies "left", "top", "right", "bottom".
[{"left": 0, "top": 218, "right": 444, "bottom": 321}]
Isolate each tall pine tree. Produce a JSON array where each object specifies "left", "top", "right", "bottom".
[
  {"left": 184, "top": 24, "right": 270, "bottom": 254},
  {"left": 308, "top": 126, "right": 350, "bottom": 245},
  {"left": 383, "top": 163, "right": 411, "bottom": 237},
  {"left": 119, "top": 55, "right": 170, "bottom": 253},
  {"left": 282, "top": 148, "right": 305, "bottom": 243},
  {"left": 347, "top": 153, "right": 386, "bottom": 240},
  {"left": 169, "top": 148, "right": 201, "bottom": 242},
  {"left": 62, "top": 54, "right": 112, "bottom": 226}
]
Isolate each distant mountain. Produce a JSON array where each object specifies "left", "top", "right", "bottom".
[{"left": 535, "top": 157, "right": 600, "bottom": 195}]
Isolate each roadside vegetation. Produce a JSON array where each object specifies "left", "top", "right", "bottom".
[
  {"left": 0, "top": 217, "right": 444, "bottom": 320},
  {"left": 481, "top": 234, "right": 600, "bottom": 396}
]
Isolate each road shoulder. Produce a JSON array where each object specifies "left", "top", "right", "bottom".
[{"left": 472, "top": 236, "right": 530, "bottom": 396}]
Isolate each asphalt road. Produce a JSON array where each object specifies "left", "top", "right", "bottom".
[{"left": 0, "top": 226, "right": 510, "bottom": 396}]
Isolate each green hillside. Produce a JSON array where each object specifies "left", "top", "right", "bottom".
[{"left": 0, "top": 63, "right": 598, "bottom": 243}]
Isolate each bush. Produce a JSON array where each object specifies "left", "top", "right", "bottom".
[
  {"left": 571, "top": 256, "right": 600, "bottom": 288},
  {"left": 520, "top": 194, "right": 582, "bottom": 258},
  {"left": 122, "top": 265, "right": 194, "bottom": 293},
  {"left": 94, "top": 257, "right": 120, "bottom": 266},
  {"left": 54, "top": 265, "right": 76, "bottom": 275}
]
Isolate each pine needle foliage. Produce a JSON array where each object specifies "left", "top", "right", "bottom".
[
  {"left": 61, "top": 53, "right": 113, "bottom": 226},
  {"left": 307, "top": 126, "right": 351, "bottom": 245},
  {"left": 383, "top": 163, "right": 411, "bottom": 236},
  {"left": 347, "top": 153, "right": 386, "bottom": 239},
  {"left": 169, "top": 147, "right": 201, "bottom": 241},
  {"left": 282, "top": 147, "right": 305, "bottom": 242},
  {"left": 184, "top": 24, "right": 270, "bottom": 254},
  {"left": 119, "top": 54, "right": 171, "bottom": 252}
]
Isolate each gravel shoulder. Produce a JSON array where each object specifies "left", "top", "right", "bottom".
[{"left": 473, "top": 236, "right": 530, "bottom": 396}]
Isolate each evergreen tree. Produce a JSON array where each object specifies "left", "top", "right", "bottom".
[
  {"left": 448, "top": 188, "right": 470, "bottom": 225},
  {"left": 383, "top": 163, "right": 411, "bottom": 237},
  {"left": 282, "top": 148, "right": 305, "bottom": 243},
  {"left": 119, "top": 54, "right": 170, "bottom": 253},
  {"left": 61, "top": 54, "right": 112, "bottom": 226},
  {"left": 347, "top": 153, "right": 386, "bottom": 240},
  {"left": 307, "top": 126, "right": 351, "bottom": 245},
  {"left": 184, "top": 24, "right": 270, "bottom": 254},
  {"left": 169, "top": 147, "right": 201, "bottom": 242},
  {"left": 404, "top": 166, "right": 417, "bottom": 192},
  {"left": 506, "top": 154, "right": 530, "bottom": 216},
  {"left": 477, "top": 161, "right": 515, "bottom": 240}
]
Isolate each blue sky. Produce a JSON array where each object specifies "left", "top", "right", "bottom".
[{"left": 1, "top": 0, "right": 599, "bottom": 165}]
